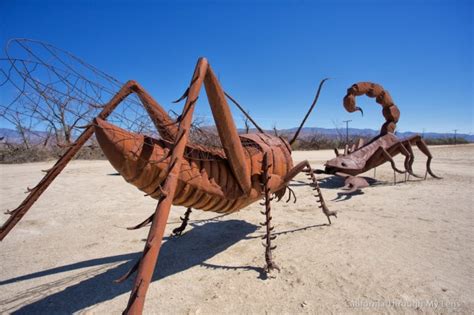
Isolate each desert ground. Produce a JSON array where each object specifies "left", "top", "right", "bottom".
[{"left": 0, "top": 145, "right": 472, "bottom": 314}]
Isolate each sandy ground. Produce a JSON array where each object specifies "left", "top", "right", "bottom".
[{"left": 0, "top": 145, "right": 472, "bottom": 314}]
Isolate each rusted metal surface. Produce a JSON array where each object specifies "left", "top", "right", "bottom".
[
  {"left": 172, "top": 207, "right": 192, "bottom": 236},
  {"left": 319, "top": 82, "right": 441, "bottom": 192},
  {"left": 122, "top": 58, "right": 208, "bottom": 314},
  {"left": 0, "top": 40, "right": 335, "bottom": 315},
  {"left": 261, "top": 152, "right": 280, "bottom": 273}
]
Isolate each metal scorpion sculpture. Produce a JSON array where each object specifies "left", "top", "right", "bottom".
[
  {"left": 317, "top": 82, "right": 441, "bottom": 192},
  {"left": 0, "top": 53, "right": 336, "bottom": 313}
]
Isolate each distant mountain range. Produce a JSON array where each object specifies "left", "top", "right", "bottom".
[
  {"left": 0, "top": 128, "right": 50, "bottom": 145},
  {"left": 1, "top": 126, "right": 472, "bottom": 143},
  {"left": 278, "top": 127, "right": 474, "bottom": 142}
]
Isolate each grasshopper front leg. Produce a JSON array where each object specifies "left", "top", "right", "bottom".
[
  {"left": 172, "top": 207, "right": 192, "bottom": 236},
  {"left": 123, "top": 58, "right": 208, "bottom": 315},
  {"left": 261, "top": 152, "right": 280, "bottom": 273},
  {"left": 282, "top": 160, "right": 337, "bottom": 225},
  {"left": 125, "top": 57, "right": 257, "bottom": 313}
]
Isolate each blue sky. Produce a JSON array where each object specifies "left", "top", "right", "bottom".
[{"left": 1, "top": 0, "right": 472, "bottom": 134}]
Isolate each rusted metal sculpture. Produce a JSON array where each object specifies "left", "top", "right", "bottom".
[
  {"left": 0, "top": 39, "right": 336, "bottom": 314},
  {"left": 317, "top": 82, "right": 441, "bottom": 192}
]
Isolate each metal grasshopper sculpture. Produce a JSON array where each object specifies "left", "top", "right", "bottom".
[
  {"left": 0, "top": 50, "right": 336, "bottom": 313},
  {"left": 317, "top": 82, "right": 441, "bottom": 192}
]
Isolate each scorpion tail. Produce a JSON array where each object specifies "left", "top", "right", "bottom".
[{"left": 343, "top": 82, "right": 400, "bottom": 135}]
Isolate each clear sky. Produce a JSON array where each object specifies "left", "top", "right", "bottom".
[{"left": 1, "top": 0, "right": 472, "bottom": 134}]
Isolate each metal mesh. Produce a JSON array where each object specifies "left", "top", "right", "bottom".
[{"left": 0, "top": 39, "right": 225, "bottom": 157}]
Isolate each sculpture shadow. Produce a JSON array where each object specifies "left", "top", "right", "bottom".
[
  {"left": 291, "top": 176, "right": 380, "bottom": 190},
  {"left": 316, "top": 176, "right": 346, "bottom": 189},
  {"left": 289, "top": 176, "right": 348, "bottom": 189},
  {"left": 289, "top": 176, "right": 387, "bottom": 202},
  {"left": 199, "top": 222, "right": 330, "bottom": 280},
  {"left": 317, "top": 176, "right": 378, "bottom": 189},
  {"left": 2, "top": 220, "right": 257, "bottom": 314},
  {"left": 333, "top": 190, "right": 365, "bottom": 201}
]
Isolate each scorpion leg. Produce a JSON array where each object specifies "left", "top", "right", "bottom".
[
  {"left": 378, "top": 147, "right": 406, "bottom": 174},
  {"left": 408, "top": 136, "right": 442, "bottom": 179},
  {"left": 399, "top": 143, "right": 411, "bottom": 182},
  {"left": 172, "top": 208, "right": 192, "bottom": 236},
  {"left": 375, "top": 146, "right": 406, "bottom": 185},
  {"left": 402, "top": 140, "right": 423, "bottom": 178},
  {"left": 399, "top": 142, "right": 421, "bottom": 180},
  {"left": 389, "top": 142, "right": 415, "bottom": 181},
  {"left": 344, "top": 144, "right": 349, "bottom": 155},
  {"left": 261, "top": 152, "right": 280, "bottom": 273},
  {"left": 368, "top": 147, "right": 406, "bottom": 185},
  {"left": 350, "top": 143, "right": 356, "bottom": 153}
]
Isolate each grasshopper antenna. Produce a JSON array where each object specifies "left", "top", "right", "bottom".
[
  {"left": 289, "top": 78, "right": 329, "bottom": 145},
  {"left": 224, "top": 91, "right": 264, "bottom": 133}
]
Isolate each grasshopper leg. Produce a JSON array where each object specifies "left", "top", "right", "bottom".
[
  {"left": 172, "top": 208, "right": 192, "bottom": 236},
  {"left": 260, "top": 153, "right": 280, "bottom": 274}
]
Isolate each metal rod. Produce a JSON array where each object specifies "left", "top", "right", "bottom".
[{"left": 224, "top": 91, "right": 264, "bottom": 133}]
